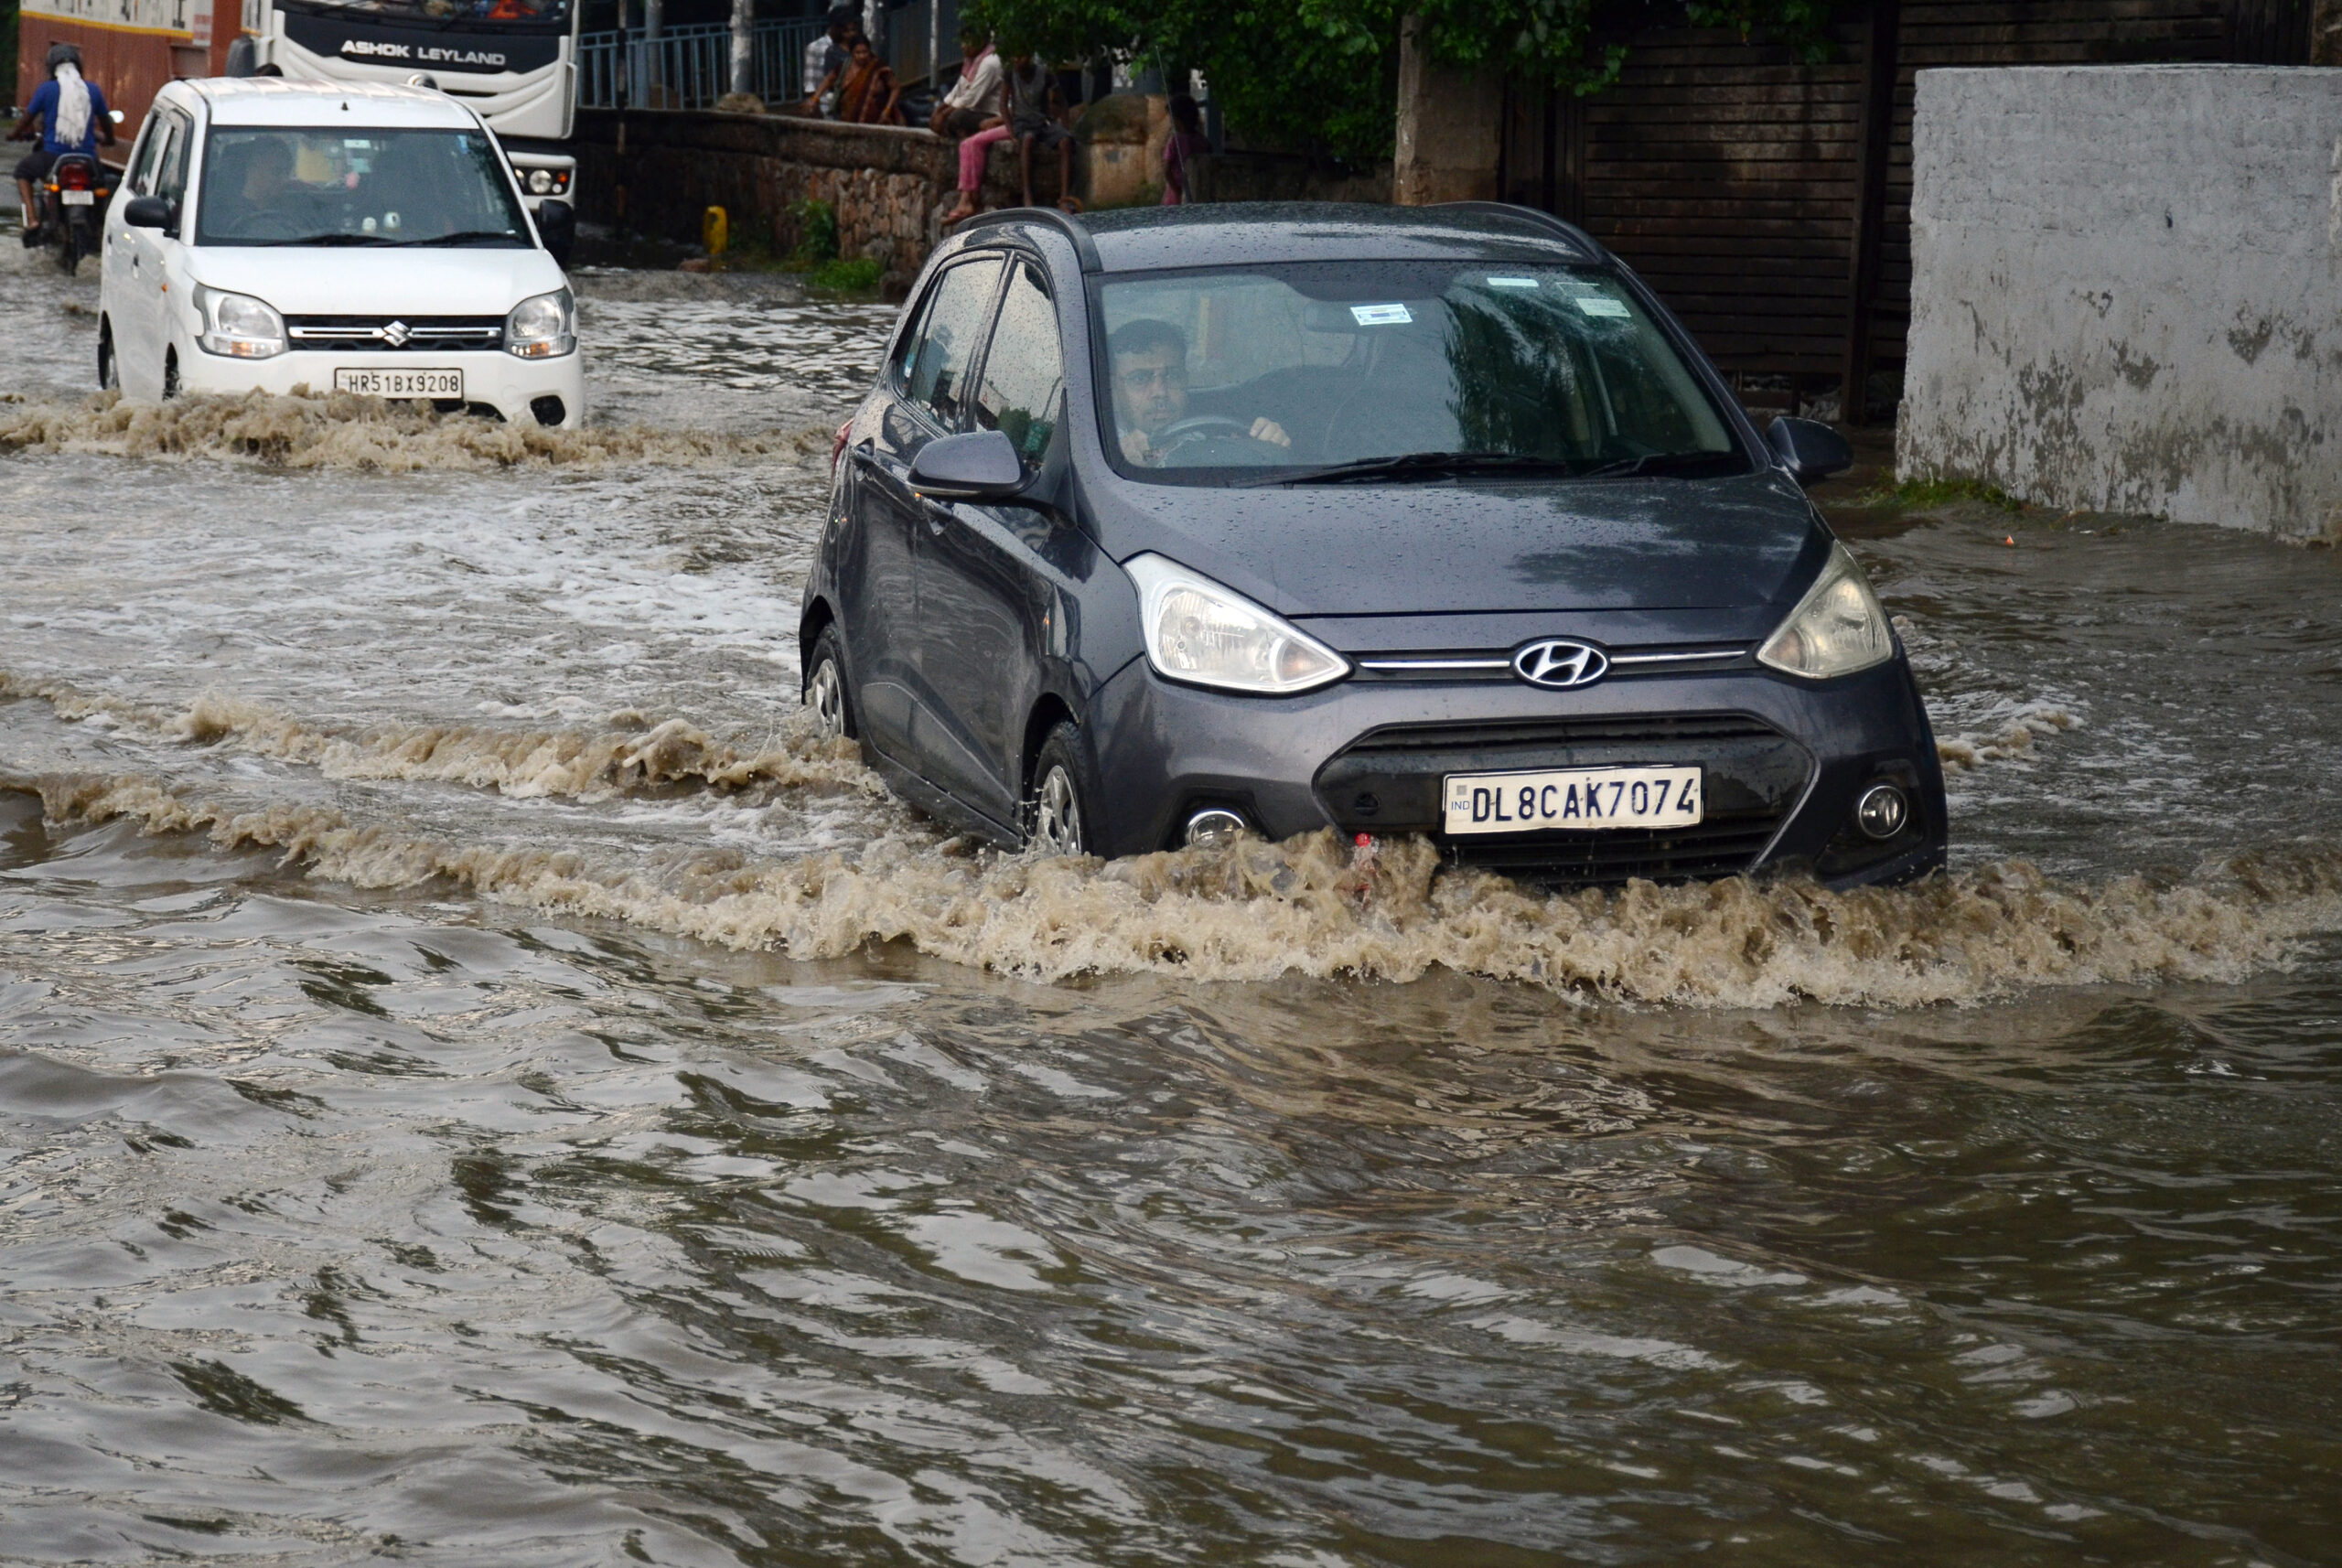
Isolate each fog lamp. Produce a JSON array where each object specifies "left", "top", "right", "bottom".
[
  {"left": 1184, "top": 808, "right": 1248, "bottom": 847},
  {"left": 1855, "top": 782, "right": 1909, "bottom": 841}
]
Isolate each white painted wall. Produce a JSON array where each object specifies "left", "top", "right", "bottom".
[{"left": 1898, "top": 66, "right": 2342, "bottom": 537}]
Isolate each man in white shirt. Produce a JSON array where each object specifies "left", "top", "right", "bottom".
[{"left": 929, "top": 30, "right": 1003, "bottom": 137}]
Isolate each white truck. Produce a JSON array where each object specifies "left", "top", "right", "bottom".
[{"left": 233, "top": 0, "right": 580, "bottom": 209}]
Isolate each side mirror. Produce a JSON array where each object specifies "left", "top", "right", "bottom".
[
  {"left": 224, "top": 36, "right": 259, "bottom": 77},
  {"left": 1767, "top": 415, "right": 1853, "bottom": 487},
  {"left": 532, "top": 197, "right": 575, "bottom": 266},
  {"left": 123, "top": 195, "right": 172, "bottom": 229},
  {"left": 909, "top": 429, "right": 1026, "bottom": 501}
]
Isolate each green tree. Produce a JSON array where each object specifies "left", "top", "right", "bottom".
[{"left": 966, "top": 0, "right": 1842, "bottom": 166}]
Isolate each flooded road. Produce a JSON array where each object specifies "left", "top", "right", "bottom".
[{"left": 3, "top": 235, "right": 2339, "bottom": 1565}]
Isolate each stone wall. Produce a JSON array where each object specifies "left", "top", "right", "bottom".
[
  {"left": 573, "top": 108, "right": 1073, "bottom": 289},
  {"left": 1897, "top": 66, "right": 2342, "bottom": 537}
]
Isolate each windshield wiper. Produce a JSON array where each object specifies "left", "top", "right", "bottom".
[
  {"left": 259, "top": 232, "right": 396, "bottom": 246},
  {"left": 1246, "top": 451, "right": 1588, "bottom": 487},
  {"left": 1576, "top": 450, "right": 1746, "bottom": 479},
  {"left": 390, "top": 230, "right": 527, "bottom": 247}
]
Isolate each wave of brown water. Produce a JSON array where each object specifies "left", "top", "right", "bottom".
[
  {"left": 0, "top": 389, "right": 829, "bottom": 470},
  {"left": 17, "top": 758, "right": 2342, "bottom": 1007}
]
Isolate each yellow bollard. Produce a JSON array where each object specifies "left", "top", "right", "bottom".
[{"left": 703, "top": 205, "right": 729, "bottom": 263}]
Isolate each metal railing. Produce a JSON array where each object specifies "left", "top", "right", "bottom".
[{"left": 577, "top": 18, "right": 830, "bottom": 111}]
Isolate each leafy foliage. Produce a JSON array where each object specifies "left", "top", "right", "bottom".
[{"left": 963, "top": 0, "right": 1844, "bottom": 164}]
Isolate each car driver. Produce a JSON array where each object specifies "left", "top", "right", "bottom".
[{"left": 1108, "top": 318, "right": 1290, "bottom": 466}]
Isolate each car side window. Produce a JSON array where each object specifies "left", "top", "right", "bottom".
[
  {"left": 902, "top": 257, "right": 1004, "bottom": 429},
  {"left": 156, "top": 114, "right": 192, "bottom": 211},
  {"left": 972, "top": 262, "right": 1065, "bottom": 469},
  {"left": 124, "top": 115, "right": 164, "bottom": 196}
]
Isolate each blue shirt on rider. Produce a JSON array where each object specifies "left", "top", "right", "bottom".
[{"left": 26, "top": 79, "right": 111, "bottom": 156}]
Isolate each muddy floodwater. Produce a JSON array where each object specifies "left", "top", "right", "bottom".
[{"left": 3, "top": 234, "right": 2339, "bottom": 1567}]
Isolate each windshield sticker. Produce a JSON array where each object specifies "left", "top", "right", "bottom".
[
  {"left": 1574, "top": 296, "right": 1632, "bottom": 318},
  {"left": 1350, "top": 303, "right": 1413, "bottom": 326},
  {"left": 1485, "top": 276, "right": 1539, "bottom": 289}
]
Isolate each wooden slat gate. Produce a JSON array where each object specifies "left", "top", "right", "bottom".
[{"left": 1501, "top": 0, "right": 2317, "bottom": 421}]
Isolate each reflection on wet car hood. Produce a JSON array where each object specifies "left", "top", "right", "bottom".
[{"left": 1086, "top": 467, "right": 1828, "bottom": 618}]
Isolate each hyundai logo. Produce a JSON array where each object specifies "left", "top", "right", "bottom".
[{"left": 1512, "top": 639, "right": 1609, "bottom": 689}]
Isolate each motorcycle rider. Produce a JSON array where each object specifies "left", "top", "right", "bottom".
[{"left": 10, "top": 43, "right": 115, "bottom": 247}]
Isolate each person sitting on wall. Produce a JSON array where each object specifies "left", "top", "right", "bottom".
[
  {"left": 834, "top": 34, "right": 904, "bottom": 125},
  {"left": 1004, "top": 51, "right": 1080, "bottom": 213},
  {"left": 935, "top": 29, "right": 1007, "bottom": 229},
  {"left": 1109, "top": 318, "right": 1290, "bottom": 467},
  {"left": 9, "top": 43, "right": 115, "bottom": 247}
]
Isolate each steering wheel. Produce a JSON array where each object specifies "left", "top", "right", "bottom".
[{"left": 1148, "top": 414, "right": 1285, "bottom": 463}]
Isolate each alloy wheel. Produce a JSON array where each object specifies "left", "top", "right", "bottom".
[
  {"left": 807, "top": 658, "right": 845, "bottom": 738},
  {"left": 1031, "top": 764, "right": 1085, "bottom": 856}
]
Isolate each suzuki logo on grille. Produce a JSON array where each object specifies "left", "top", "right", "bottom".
[
  {"left": 1512, "top": 639, "right": 1609, "bottom": 689},
  {"left": 381, "top": 319, "right": 412, "bottom": 348}
]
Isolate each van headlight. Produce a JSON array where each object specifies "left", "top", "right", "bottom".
[
  {"left": 1756, "top": 542, "right": 1896, "bottom": 679},
  {"left": 194, "top": 285, "right": 285, "bottom": 359},
  {"left": 1124, "top": 553, "right": 1348, "bottom": 695},
  {"left": 505, "top": 288, "right": 575, "bottom": 359}
]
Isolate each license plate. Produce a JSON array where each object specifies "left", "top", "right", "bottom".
[
  {"left": 60, "top": 189, "right": 93, "bottom": 206},
  {"left": 1443, "top": 766, "right": 1703, "bottom": 834},
  {"left": 333, "top": 368, "right": 463, "bottom": 398}
]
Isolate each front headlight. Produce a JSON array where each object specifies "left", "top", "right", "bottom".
[
  {"left": 194, "top": 285, "right": 285, "bottom": 359},
  {"left": 1756, "top": 542, "right": 1896, "bottom": 679},
  {"left": 505, "top": 288, "right": 575, "bottom": 359},
  {"left": 1124, "top": 553, "right": 1348, "bottom": 695}
]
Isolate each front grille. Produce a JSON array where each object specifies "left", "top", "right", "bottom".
[
  {"left": 1316, "top": 713, "right": 1811, "bottom": 887},
  {"left": 284, "top": 315, "right": 504, "bottom": 352},
  {"left": 1352, "top": 646, "right": 1752, "bottom": 682}
]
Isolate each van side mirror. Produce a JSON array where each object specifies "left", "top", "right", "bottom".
[
  {"left": 1767, "top": 415, "right": 1853, "bottom": 487},
  {"left": 532, "top": 197, "right": 575, "bottom": 266},
  {"left": 909, "top": 429, "right": 1026, "bottom": 501},
  {"left": 123, "top": 195, "right": 172, "bottom": 229}
]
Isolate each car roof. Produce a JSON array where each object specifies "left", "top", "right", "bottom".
[
  {"left": 182, "top": 78, "right": 482, "bottom": 130},
  {"left": 1017, "top": 202, "right": 1602, "bottom": 274}
]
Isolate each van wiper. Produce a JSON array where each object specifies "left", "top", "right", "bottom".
[
  {"left": 390, "top": 230, "right": 528, "bottom": 247},
  {"left": 1576, "top": 450, "right": 1746, "bottom": 479},
  {"left": 1247, "top": 451, "right": 1587, "bottom": 486}
]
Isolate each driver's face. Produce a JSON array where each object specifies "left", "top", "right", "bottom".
[{"left": 1113, "top": 347, "right": 1187, "bottom": 435}]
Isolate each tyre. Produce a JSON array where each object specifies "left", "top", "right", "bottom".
[
  {"left": 98, "top": 324, "right": 117, "bottom": 392},
  {"left": 161, "top": 349, "right": 180, "bottom": 401},
  {"left": 1026, "top": 721, "right": 1101, "bottom": 858},
  {"left": 803, "top": 624, "right": 856, "bottom": 740}
]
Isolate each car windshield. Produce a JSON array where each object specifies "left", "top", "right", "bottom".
[
  {"left": 1095, "top": 262, "right": 1743, "bottom": 484},
  {"left": 283, "top": 0, "right": 570, "bottom": 27},
  {"left": 195, "top": 128, "right": 532, "bottom": 248}
]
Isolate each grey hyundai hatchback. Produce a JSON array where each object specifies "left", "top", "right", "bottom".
[{"left": 800, "top": 202, "right": 1946, "bottom": 889}]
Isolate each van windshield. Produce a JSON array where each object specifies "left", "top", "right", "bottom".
[
  {"left": 195, "top": 128, "right": 531, "bottom": 248},
  {"left": 1095, "top": 263, "right": 1744, "bottom": 485}
]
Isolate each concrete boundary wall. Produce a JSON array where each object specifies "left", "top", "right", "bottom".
[{"left": 1897, "top": 66, "right": 2342, "bottom": 537}]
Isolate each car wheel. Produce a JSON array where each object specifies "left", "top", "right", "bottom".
[
  {"left": 804, "top": 625, "right": 856, "bottom": 740},
  {"left": 161, "top": 348, "right": 180, "bottom": 401},
  {"left": 97, "top": 325, "right": 117, "bottom": 392},
  {"left": 1026, "top": 722, "right": 1098, "bottom": 858}
]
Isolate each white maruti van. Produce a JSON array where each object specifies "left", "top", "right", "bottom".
[{"left": 100, "top": 78, "right": 583, "bottom": 427}]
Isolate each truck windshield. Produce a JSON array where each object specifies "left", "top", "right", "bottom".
[
  {"left": 284, "top": 0, "right": 571, "bottom": 27},
  {"left": 195, "top": 128, "right": 532, "bottom": 248},
  {"left": 1095, "top": 262, "right": 1744, "bottom": 485}
]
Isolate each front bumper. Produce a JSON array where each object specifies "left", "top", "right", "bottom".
[
  {"left": 1085, "top": 657, "right": 1947, "bottom": 889},
  {"left": 173, "top": 345, "right": 586, "bottom": 428}
]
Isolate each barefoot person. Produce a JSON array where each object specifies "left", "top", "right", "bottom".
[
  {"left": 932, "top": 29, "right": 1005, "bottom": 228},
  {"left": 1005, "top": 53, "right": 1079, "bottom": 212}
]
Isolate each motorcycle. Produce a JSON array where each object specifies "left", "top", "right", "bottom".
[{"left": 37, "top": 151, "right": 114, "bottom": 276}]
